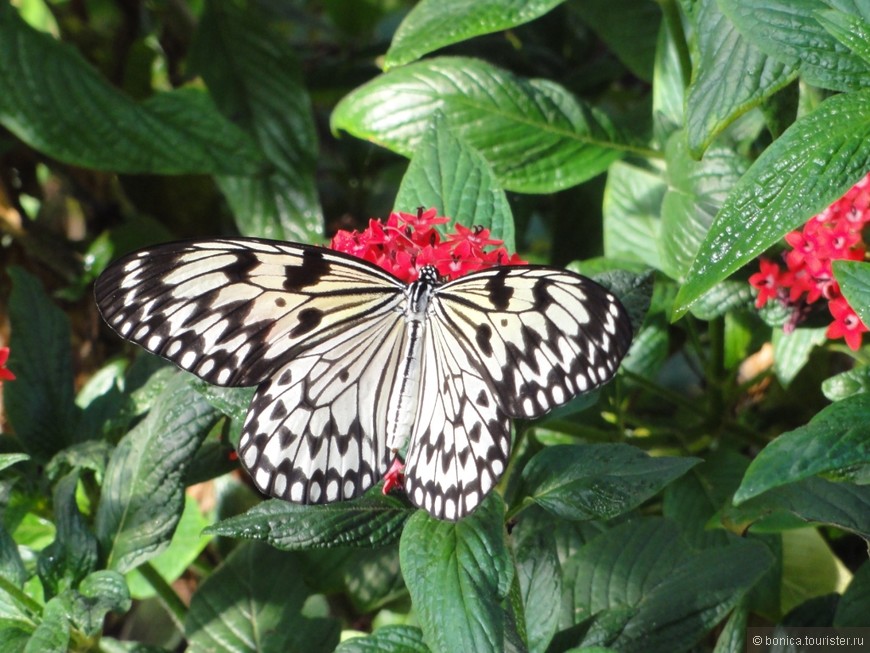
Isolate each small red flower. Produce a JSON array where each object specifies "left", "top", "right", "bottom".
[
  {"left": 748, "top": 259, "right": 784, "bottom": 308},
  {"left": 750, "top": 171, "right": 870, "bottom": 349},
  {"left": 330, "top": 208, "right": 526, "bottom": 283},
  {"left": 0, "top": 347, "right": 15, "bottom": 382},
  {"left": 826, "top": 296, "right": 868, "bottom": 351},
  {"left": 381, "top": 457, "right": 405, "bottom": 495}
]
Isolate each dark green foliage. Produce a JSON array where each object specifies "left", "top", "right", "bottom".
[{"left": 1, "top": 1, "right": 869, "bottom": 651}]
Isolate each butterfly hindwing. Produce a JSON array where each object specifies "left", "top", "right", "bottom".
[
  {"left": 94, "top": 239, "right": 405, "bottom": 387},
  {"left": 239, "top": 310, "right": 406, "bottom": 503},
  {"left": 431, "top": 267, "right": 632, "bottom": 419},
  {"left": 403, "top": 309, "right": 511, "bottom": 521}
]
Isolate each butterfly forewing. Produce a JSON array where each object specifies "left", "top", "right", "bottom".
[
  {"left": 431, "top": 267, "right": 633, "bottom": 419},
  {"left": 95, "top": 239, "right": 405, "bottom": 387}
]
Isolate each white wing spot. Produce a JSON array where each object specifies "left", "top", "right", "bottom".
[{"left": 273, "top": 473, "right": 287, "bottom": 497}]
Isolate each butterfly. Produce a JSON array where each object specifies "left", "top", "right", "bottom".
[{"left": 95, "top": 238, "right": 632, "bottom": 520}]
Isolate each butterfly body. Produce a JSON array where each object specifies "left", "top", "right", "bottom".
[{"left": 95, "top": 238, "right": 632, "bottom": 520}]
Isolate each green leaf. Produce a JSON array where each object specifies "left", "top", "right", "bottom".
[
  {"left": 522, "top": 444, "right": 699, "bottom": 520},
  {"left": 335, "top": 625, "right": 428, "bottom": 653},
  {"left": 69, "top": 570, "right": 132, "bottom": 635},
  {"left": 205, "top": 496, "right": 412, "bottom": 549},
  {"left": 125, "top": 494, "right": 211, "bottom": 600},
  {"left": 332, "top": 57, "right": 624, "bottom": 194},
  {"left": 823, "top": 365, "right": 870, "bottom": 401},
  {"left": 0, "top": 4, "right": 264, "bottom": 174},
  {"left": 661, "top": 136, "right": 750, "bottom": 280},
  {"left": 674, "top": 90, "right": 870, "bottom": 317},
  {"left": 816, "top": 6, "right": 870, "bottom": 65},
  {"left": 833, "top": 259, "right": 870, "bottom": 326},
  {"left": 729, "top": 477, "right": 870, "bottom": 538},
  {"left": 37, "top": 472, "right": 98, "bottom": 599},
  {"left": 513, "top": 512, "right": 561, "bottom": 653},
  {"left": 688, "top": 281, "right": 755, "bottom": 320},
  {"left": 385, "top": 0, "right": 565, "bottom": 69},
  {"left": 185, "top": 543, "right": 340, "bottom": 653},
  {"left": 399, "top": 494, "right": 512, "bottom": 653},
  {"left": 0, "top": 526, "right": 27, "bottom": 588},
  {"left": 23, "top": 598, "right": 69, "bottom": 653},
  {"left": 835, "top": 560, "right": 870, "bottom": 627},
  {"left": 602, "top": 161, "right": 665, "bottom": 271},
  {"left": 663, "top": 450, "right": 747, "bottom": 550},
  {"left": 95, "top": 374, "right": 218, "bottom": 573},
  {"left": 4, "top": 267, "right": 80, "bottom": 461},
  {"left": 0, "top": 454, "right": 29, "bottom": 474},
  {"left": 395, "top": 115, "right": 515, "bottom": 250},
  {"left": 569, "top": 0, "right": 661, "bottom": 82},
  {"left": 712, "top": 600, "right": 748, "bottom": 653},
  {"left": 191, "top": 0, "right": 322, "bottom": 242},
  {"left": 771, "top": 327, "right": 828, "bottom": 387},
  {"left": 718, "top": 0, "right": 870, "bottom": 91},
  {"left": 734, "top": 393, "right": 870, "bottom": 503},
  {"left": 779, "top": 527, "right": 850, "bottom": 615},
  {"left": 561, "top": 518, "right": 773, "bottom": 653},
  {"left": 685, "top": 0, "right": 797, "bottom": 156}
]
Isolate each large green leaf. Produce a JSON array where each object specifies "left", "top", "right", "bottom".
[
  {"left": 0, "top": 3, "right": 263, "bottom": 174},
  {"left": 734, "top": 394, "right": 870, "bottom": 503},
  {"left": 674, "top": 89, "right": 870, "bottom": 317},
  {"left": 562, "top": 518, "right": 773, "bottom": 653},
  {"left": 125, "top": 494, "right": 212, "bottom": 600},
  {"left": 4, "top": 268, "right": 80, "bottom": 461},
  {"left": 685, "top": 0, "right": 797, "bottom": 156},
  {"left": 95, "top": 374, "right": 218, "bottom": 573},
  {"left": 602, "top": 161, "right": 666, "bottom": 271},
  {"left": 660, "top": 135, "right": 749, "bottom": 281},
  {"left": 332, "top": 57, "right": 624, "bottom": 194},
  {"left": 718, "top": 0, "right": 870, "bottom": 91},
  {"left": 569, "top": 0, "right": 661, "bottom": 82},
  {"left": 729, "top": 477, "right": 870, "bottom": 539},
  {"left": 190, "top": 0, "right": 322, "bottom": 242},
  {"left": 395, "top": 115, "right": 515, "bottom": 251},
  {"left": 385, "top": 0, "right": 565, "bottom": 68},
  {"left": 513, "top": 510, "right": 561, "bottom": 653},
  {"left": 816, "top": 6, "right": 870, "bottom": 66},
  {"left": 834, "top": 259, "right": 870, "bottom": 327},
  {"left": 205, "top": 496, "right": 412, "bottom": 549},
  {"left": 522, "top": 444, "right": 699, "bottom": 520},
  {"left": 399, "top": 495, "right": 512, "bottom": 653},
  {"left": 185, "top": 543, "right": 339, "bottom": 653}
]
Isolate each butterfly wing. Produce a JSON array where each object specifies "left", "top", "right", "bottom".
[
  {"left": 403, "top": 307, "right": 511, "bottom": 521},
  {"left": 431, "top": 266, "right": 632, "bottom": 419},
  {"left": 402, "top": 266, "right": 631, "bottom": 519},
  {"left": 96, "top": 238, "right": 409, "bottom": 503},
  {"left": 239, "top": 309, "right": 406, "bottom": 503},
  {"left": 95, "top": 239, "right": 405, "bottom": 387}
]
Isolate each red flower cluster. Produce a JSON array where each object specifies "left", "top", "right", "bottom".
[
  {"left": 749, "top": 173, "right": 870, "bottom": 350},
  {"left": 0, "top": 347, "right": 14, "bottom": 382},
  {"left": 330, "top": 208, "right": 525, "bottom": 283}
]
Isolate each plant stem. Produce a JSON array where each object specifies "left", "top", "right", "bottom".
[
  {"left": 137, "top": 561, "right": 188, "bottom": 632},
  {"left": 657, "top": 0, "right": 693, "bottom": 88}
]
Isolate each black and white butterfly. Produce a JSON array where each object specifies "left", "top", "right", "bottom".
[{"left": 95, "top": 238, "right": 632, "bottom": 520}]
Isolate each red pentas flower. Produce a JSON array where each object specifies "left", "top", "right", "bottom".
[
  {"left": 330, "top": 207, "right": 527, "bottom": 283},
  {"left": 750, "top": 172, "right": 870, "bottom": 350},
  {"left": 0, "top": 347, "right": 15, "bottom": 382}
]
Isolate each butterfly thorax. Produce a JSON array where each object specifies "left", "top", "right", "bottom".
[{"left": 385, "top": 265, "right": 439, "bottom": 452}]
